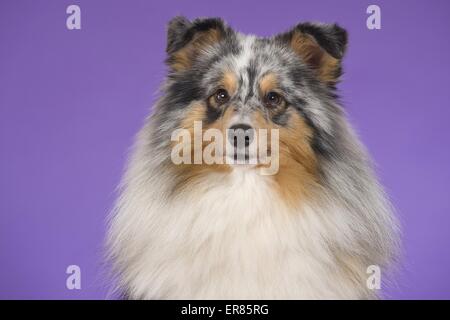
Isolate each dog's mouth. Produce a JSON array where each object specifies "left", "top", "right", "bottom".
[
  {"left": 226, "top": 147, "right": 271, "bottom": 166},
  {"left": 232, "top": 149, "right": 251, "bottom": 163}
]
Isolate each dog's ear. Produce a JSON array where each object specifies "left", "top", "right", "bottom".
[
  {"left": 277, "top": 22, "right": 348, "bottom": 85},
  {"left": 166, "top": 16, "right": 227, "bottom": 72}
]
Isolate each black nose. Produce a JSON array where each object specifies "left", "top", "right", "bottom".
[{"left": 228, "top": 124, "right": 254, "bottom": 148}]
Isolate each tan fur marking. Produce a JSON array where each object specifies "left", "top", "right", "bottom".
[
  {"left": 172, "top": 103, "right": 234, "bottom": 194},
  {"left": 221, "top": 71, "right": 237, "bottom": 95},
  {"left": 259, "top": 73, "right": 278, "bottom": 94},
  {"left": 171, "top": 29, "right": 222, "bottom": 72},
  {"left": 253, "top": 110, "right": 319, "bottom": 209},
  {"left": 290, "top": 31, "right": 340, "bottom": 84}
]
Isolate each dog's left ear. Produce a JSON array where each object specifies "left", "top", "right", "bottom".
[
  {"left": 165, "top": 16, "right": 228, "bottom": 72},
  {"left": 277, "top": 22, "right": 348, "bottom": 85}
]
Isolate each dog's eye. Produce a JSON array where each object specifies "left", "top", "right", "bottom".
[
  {"left": 214, "top": 89, "right": 229, "bottom": 105},
  {"left": 264, "top": 91, "right": 283, "bottom": 108}
]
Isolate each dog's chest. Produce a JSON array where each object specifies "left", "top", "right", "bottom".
[{"left": 138, "top": 170, "right": 344, "bottom": 298}]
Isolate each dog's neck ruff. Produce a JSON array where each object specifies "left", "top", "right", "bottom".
[{"left": 110, "top": 166, "right": 375, "bottom": 299}]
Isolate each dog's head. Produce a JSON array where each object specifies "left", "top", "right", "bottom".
[{"left": 158, "top": 17, "right": 348, "bottom": 203}]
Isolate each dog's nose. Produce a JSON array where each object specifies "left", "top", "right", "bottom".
[{"left": 228, "top": 124, "right": 254, "bottom": 148}]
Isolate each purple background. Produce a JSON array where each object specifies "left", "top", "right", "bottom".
[{"left": 1, "top": 0, "right": 449, "bottom": 299}]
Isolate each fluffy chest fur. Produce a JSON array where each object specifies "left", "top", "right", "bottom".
[{"left": 109, "top": 168, "right": 375, "bottom": 299}]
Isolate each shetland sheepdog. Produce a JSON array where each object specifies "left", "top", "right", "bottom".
[{"left": 107, "top": 17, "right": 399, "bottom": 299}]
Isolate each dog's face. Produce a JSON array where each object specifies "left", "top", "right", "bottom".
[{"left": 158, "top": 17, "right": 348, "bottom": 204}]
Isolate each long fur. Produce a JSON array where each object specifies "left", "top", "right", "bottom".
[{"left": 106, "top": 17, "right": 399, "bottom": 299}]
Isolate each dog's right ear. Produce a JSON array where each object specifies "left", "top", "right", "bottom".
[{"left": 166, "top": 16, "right": 227, "bottom": 72}]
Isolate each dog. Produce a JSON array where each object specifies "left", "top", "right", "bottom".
[{"left": 107, "top": 17, "right": 399, "bottom": 299}]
